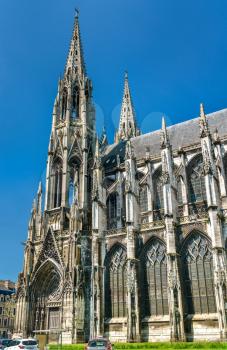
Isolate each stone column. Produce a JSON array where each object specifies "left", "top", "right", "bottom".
[
  {"left": 90, "top": 139, "right": 106, "bottom": 339},
  {"left": 177, "top": 148, "right": 189, "bottom": 217},
  {"left": 199, "top": 104, "right": 227, "bottom": 340},
  {"left": 161, "top": 117, "right": 185, "bottom": 341},
  {"left": 124, "top": 141, "right": 140, "bottom": 342}
]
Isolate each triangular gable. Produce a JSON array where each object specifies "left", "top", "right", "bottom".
[
  {"left": 68, "top": 136, "right": 82, "bottom": 161},
  {"left": 32, "top": 228, "right": 63, "bottom": 278}
]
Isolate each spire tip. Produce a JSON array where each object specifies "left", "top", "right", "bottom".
[
  {"left": 200, "top": 102, "right": 205, "bottom": 118},
  {"left": 75, "top": 8, "right": 79, "bottom": 18}
]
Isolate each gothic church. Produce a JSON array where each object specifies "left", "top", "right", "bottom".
[{"left": 15, "top": 12, "right": 227, "bottom": 343}]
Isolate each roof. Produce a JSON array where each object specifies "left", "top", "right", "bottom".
[
  {"left": 0, "top": 289, "right": 15, "bottom": 295},
  {"left": 102, "top": 108, "right": 227, "bottom": 167}
]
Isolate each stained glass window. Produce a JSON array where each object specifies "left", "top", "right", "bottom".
[
  {"left": 105, "top": 246, "right": 127, "bottom": 318},
  {"left": 52, "top": 160, "right": 62, "bottom": 208},
  {"left": 181, "top": 233, "right": 216, "bottom": 314},
  {"left": 107, "top": 193, "right": 118, "bottom": 229},
  {"left": 187, "top": 155, "right": 206, "bottom": 203},
  {"left": 153, "top": 168, "right": 164, "bottom": 209},
  {"left": 141, "top": 239, "right": 168, "bottom": 316},
  {"left": 139, "top": 186, "right": 148, "bottom": 212}
]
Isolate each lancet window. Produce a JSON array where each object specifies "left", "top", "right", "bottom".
[
  {"left": 141, "top": 239, "right": 168, "bottom": 317},
  {"left": 105, "top": 246, "right": 127, "bottom": 318},
  {"left": 181, "top": 233, "right": 216, "bottom": 314}
]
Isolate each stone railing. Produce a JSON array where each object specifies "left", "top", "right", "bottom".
[
  {"left": 188, "top": 201, "right": 208, "bottom": 217},
  {"left": 178, "top": 201, "right": 208, "bottom": 224},
  {"left": 141, "top": 219, "right": 165, "bottom": 231},
  {"left": 105, "top": 227, "right": 127, "bottom": 236}
]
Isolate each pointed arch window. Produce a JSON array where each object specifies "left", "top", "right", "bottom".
[
  {"left": 187, "top": 155, "right": 206, "bottom": 203},
  {"left": 181, "top": 233, "right": 216, "bottom": 314},
  {"left": 68, "top": 180, "right": 74, "bottom": 207},
  {"left": 72, "top": 85, "right": 80, "bottom": 119},
  {"left": 61, "top": 88, "right": 68, "bottom": 119},
  {"left": 121, "top": 181, "right": 126, "bottom": 225},
  {"left": 177, "top": 176, "right": 183, "bottom": 204},
  {"left": 68, "top": 162, "right": 79, "bottom": 206},
  {"left": 107, "top": 192, "right": 118, "bottom": 229},
  {"left": 139, "top": 185, "right": 148, "bottom": 212},
  {"left": 52, "top": 160, "right": 63, "bottom": 208},
  {"left": 141, "top": 239, "right": 168, "bottom": 317},
  {"left": 105, "top": 246, "right": 127, "bottom": 318},
  {"left": 153, "top": 168, "right": 164, "bottom": 210}
]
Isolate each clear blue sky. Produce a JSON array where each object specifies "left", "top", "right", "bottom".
[{"left": 0, "top": 0, "right": 227, "bottom": 281}]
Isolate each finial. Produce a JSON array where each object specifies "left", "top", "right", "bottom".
[
  {"left": 199, "top": 102, "right": 210, "bottom": 137},
  {"left": 162, "top": 116, "right": 167, "bottom": 131},
  {"left": 200, "top": 103, "right": 205, "bottom": 119},
  {"left": 32, "top": 198, "right": 36, "bottom": 211},
  {"left": 124, "top": 70, "right": 128, "bottom": 80},
  {"left": 160, "top": 116, "right": 169, "bottom": 148},
  {"left": 213, "top": 127, "right": 220, "bottom": 144},
  {"left": 38, "top": 181, "right": 42, "bottom": 194},
  {"left": 75, "top": 8, "right": 79, "bottom": 18},
  {"left": 95, "top": 135, "right": 99, "bottom": 152}
]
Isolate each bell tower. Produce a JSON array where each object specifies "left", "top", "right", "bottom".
[
  {"left": 15, "top": 11, "right": 96, "bottom": 343},
  {"left": 45, "top": 11, "right": 95, "bottom": 215}
]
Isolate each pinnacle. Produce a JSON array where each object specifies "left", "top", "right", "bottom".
[{"left": 117, "top": 72, "right": 140, "bottom": 141}]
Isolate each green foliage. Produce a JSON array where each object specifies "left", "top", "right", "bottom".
[{"left": 49, "top": 342, "right": 227, "bottom": 350}]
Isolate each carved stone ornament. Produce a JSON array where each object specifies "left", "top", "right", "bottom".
[
  {"left": 127, "top": 260, "right": 137, "bottom": 293},
  {"left": 125, "top": 161, "right": 132, "bottom": 192},
  {"left": 32, "top": 229, "right": 62, "bottom": 276},
  {"left": 161, "top": 170, "right": 170, "bottom": 185},
  {"left": 125, "top": 140, "right": 134, "bottom": 159},
  {"left": 63, "top": 271, "right": 73, "bottom": 294},
  {"left": 92, "top": 172, "right": 99, "bottom": 200},
  {"left": 214, "top": 269, "right": 226, "bottom": 287},
  {"left": 17, "top": 286, "right": 26, "bottom": 299},
  {"left": 49, "top": 213, "right": 61, "bottom": 225},
  {"left": 202, "top": 142, "right": 213, "bottom": 175},
  {"left": 110, "top": 247, "right": 127, "bottom": 272},
  {"left": 168, "top": 268, "right": 179, "bottom": 290},
  {"left": 185, "top": 234, "right": 212, "bottom": 263},
  {"left": 146, "top": 241, "right": 167, "bottom": 266}
]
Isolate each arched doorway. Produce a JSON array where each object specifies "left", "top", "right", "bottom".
[{"left": 30, "top": 259, "right": 63, "bottom": 333}]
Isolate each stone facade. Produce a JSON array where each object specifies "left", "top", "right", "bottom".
[
  {"left": 0, "top": 281, "right": 16, "bottom": 338},
  {"left": 15, "top": 12, "right": 227, "bottom": 343}
]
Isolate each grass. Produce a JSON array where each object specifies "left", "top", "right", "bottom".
[{"left": 49, "top": 342, "right": 227, "bottom": 350}]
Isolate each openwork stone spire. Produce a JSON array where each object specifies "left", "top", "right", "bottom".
[
  {"left": 64, "top": 10, "right": 86, "bottom": 79},
  {"left": 116, "top": 72, "right": 140, "bottom": 142}
]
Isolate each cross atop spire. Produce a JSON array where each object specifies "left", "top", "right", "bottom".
[
  {"left": 199, "top": 103, "right": 210, "bottom": 138},
  {"left": 64, "top": 11, "right": 86, "bottom": 80},
  {"left": 116, "top": 72, "right": 140, "bottom": 142}
]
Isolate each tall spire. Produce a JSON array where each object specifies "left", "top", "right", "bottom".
[
  {"left": 64, "top": 10, "right": 86, "bottom": 79},
  {"left": 116, "top": 72, "right": 140, "bottom": 142}
]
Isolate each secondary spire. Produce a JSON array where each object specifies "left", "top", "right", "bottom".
[{"left": 115, "top": 72, "right": 140, "bottom": 142}]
